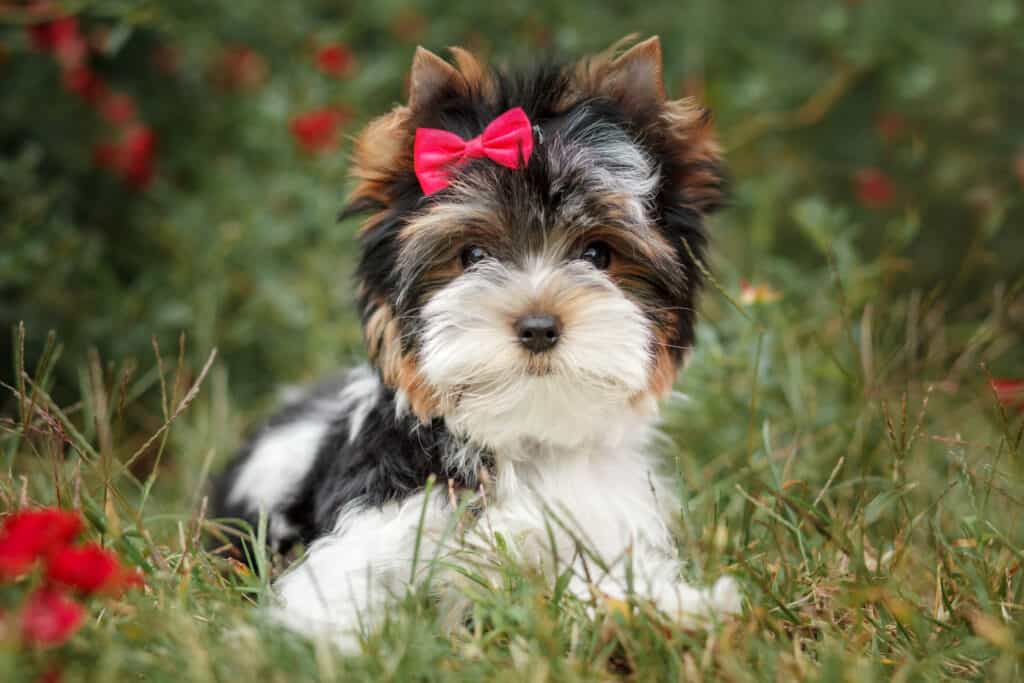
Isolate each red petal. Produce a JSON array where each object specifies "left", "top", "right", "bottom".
[
  {"left": 0, "top": 540, "right": 36, "bottom": 581},
  {"left": 46, "top": 543, "right": 120, "bottom": 595},
  {"left": 854, "top": 168, "right": 896, "bottom": 209},
  {"left": 991, "top": 379, "right": 1024, "bottom": 410},
  {"left": 27, "top": 17, "right": 80, "bottom": 53},
  {"left": 94, "top": 127, "right": 158, "bottom": 190},
  {"left": 54, "top": 34, "right": 88, "bottom": 69},
  {"left": 120, "top": 126, "right": 157, "bottom": 190},
  {"left": 28, "top": 24, "right": 54, "bottom": 51},
  {"left": 0, "top": 509, "right": 83, "bottom": 580},
  {"left": 101, "top": 91, "right": 138, "bottom": 126},
  {"left": 61, "top": 66, "right": 108, "bottom": 104},
  {"left": 290, "top": 109, "right": 340, "bottom": 153},
  {"left": 316, "top": 44, "right": 354, "bottom": 77},
  {"left": 21, "top": 588, "right": 84, "bottom": 647}
]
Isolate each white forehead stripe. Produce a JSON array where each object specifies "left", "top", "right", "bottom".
[{"left": 553, "top": 108, "right": 660, "bottom": 223}]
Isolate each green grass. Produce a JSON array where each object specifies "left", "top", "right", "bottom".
[
  {"left": 3, "top": 2, "right": 1024, "bottom": 678},
  {"left": 3, "top": 253, "right": 1023, "bottom": 682}
]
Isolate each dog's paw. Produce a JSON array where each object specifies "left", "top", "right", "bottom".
[
  {"left": 657, "top": 575, "right": 743, "bottom": 629},
  {"left": 708, "top": 575, "right": 742, "bottom": 617}
]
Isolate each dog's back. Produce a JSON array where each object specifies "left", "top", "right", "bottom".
[{"left": 211, "top": 365, "right": 486, "bottom": 558}]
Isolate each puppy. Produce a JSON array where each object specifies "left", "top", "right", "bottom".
[{"left": 211, "top": 36, "right": 740, "bottom": 649}]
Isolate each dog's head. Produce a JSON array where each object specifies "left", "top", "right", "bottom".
[{"left": 346, "top": 37, "right": 725, "bottom": 450}]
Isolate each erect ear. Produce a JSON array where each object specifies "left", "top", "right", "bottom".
[
  {"left": 344, "top": 105, "right": 413, "bottom": 219},
  {"left": 448, "top": 45, "right": 493, "bottom": 98},
  {"left": 601, "top": 36, "right": 666, "bottom": 111},
  {"left": 408, "top": 46, "right": 465, "bottom": 110},
  {"left": 661, "top": 96, "right": 725, "bottom": 214}
]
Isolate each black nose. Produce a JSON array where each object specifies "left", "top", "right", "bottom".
[{"left": 515, "top": 313, "right": 562, "bottom": 353}]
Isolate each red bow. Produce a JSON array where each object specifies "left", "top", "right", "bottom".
[{"left": 414, "top": 107, "right": 534, "bottom": 195}]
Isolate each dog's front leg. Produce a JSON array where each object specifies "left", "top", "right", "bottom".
[
  {"left": 564, "top": 547, "right": 742, "bottom": 628},
  {"left": 628, "top": 549, "right": 743, "bottom": 628},
  {"left": 268, "top": 491, "right": 447, "bottom": 650}
]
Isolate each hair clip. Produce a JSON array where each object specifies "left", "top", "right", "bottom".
[{"left": 414, "top": 108, "right": 534, "bottom": 195}]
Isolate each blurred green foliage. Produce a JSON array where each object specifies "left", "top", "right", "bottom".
[
  {"left": 3, "top": 3, "right": 1024, "bottom": 680},
  {"left": 2, "top": 0, "right": 1021, "bottom": 406},
  {"left": 2, "top": 0, "right": 1024, "bottom": 405}
]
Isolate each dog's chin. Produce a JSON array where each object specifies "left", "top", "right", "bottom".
[{"left": 438, "top": 365, "right": 652, "bottom": 452}]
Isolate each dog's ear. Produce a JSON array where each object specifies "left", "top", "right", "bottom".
[
  {"left": 660, "top": 97, "right": 725, "bottom": 214},
  {"left": 582, "top": 37, "right": 723, "bottom": 214},
  {"left": 408, "top": 46, "right": 466, "bottom": 110},
  {"left": 600, "top": 36, "right": 666, "bottom": 112},
  {"left": 345, "top": 47, "right": 462, "bottom": 215},
  {"left": 448, "top": 46, "right": 494, "bottom": 98},
  {"left": 344, "top": 106, "right": 412, "bottom": 218}
]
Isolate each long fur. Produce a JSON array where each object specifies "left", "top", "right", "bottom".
[{"left": 210, "top": 37, "right": 740, "bottom": 649}]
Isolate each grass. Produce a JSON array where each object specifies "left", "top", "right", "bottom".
[
  {"left": 2, "top": 239, "right": 1022, "bottom": 682},
  {"left": 3, "top": 1, "right": 1023, "bottom": 679}
]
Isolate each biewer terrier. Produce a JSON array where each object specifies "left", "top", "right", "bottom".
[{"left": 211, "top": 36, "right": 741, "bottom": 648}]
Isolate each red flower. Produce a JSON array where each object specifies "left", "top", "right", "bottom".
[
  {"left": 20, "top": 588, "right": 84, "bottom": 647},
  {"left": 47, "top": 542, "right": 144, "bottom": 596},
  {"left": 0, "top": 509, "right": 83, "bottom": 581},
  {"left": 316, "top": 44, "right": 354, "bottom": 77},
  {"left": 100, "top": 91, "right": 137, "bottom": 125},
  {"left": 854, "top": 168, "right": 896, "bottom": 209},
  {"left": 0, "top": 543, "right": 36, "bottom": 581},
  {"left": 28, "top": 17, "right": 87, "bottom": 68},
  {"left": 28, "top": 17, "right": 78, "bottom": 51},
  {"left": 290, "top": 109, "right": 344, "bottom": 153},
  {"left": 94, "top": 126, "right": 157, "bottom": 190},
  {"left": 62, "top": 66, "right": 108, "bottom": 104},
  {"left": 47, "top": 543, "right": 116, "bottom": 594},
  {"left": 120, "top": 126, "right": 156, "bottom": 189},
  {"left": 991, "top": 379, "right": 1024, "bottom": 413}
]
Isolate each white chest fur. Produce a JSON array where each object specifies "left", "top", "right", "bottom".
[
  {"left": 478, "top": 430, "right": 676, "bottom": 569},
  {"left": 270, "top": 420, "right": 740, "bottom": 650}
]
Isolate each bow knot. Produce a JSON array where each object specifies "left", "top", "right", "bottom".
[{"left": 414, "top": 107, "right": 534, "bottom": 195}]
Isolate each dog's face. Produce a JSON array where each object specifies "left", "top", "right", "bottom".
[{"left": 347, "top": 38, "right": 724, "bottom": 450}]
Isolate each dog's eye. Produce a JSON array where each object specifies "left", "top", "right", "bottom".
[
  {"left": 460, "top": 245, "right": 489, "bottom": 269},
  {"left": 579, "top": 241, "right": 611, "bottom": 270}
]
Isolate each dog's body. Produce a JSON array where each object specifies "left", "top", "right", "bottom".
[{"left": 212, "top": 37, "right": 740, "bottom": 647}]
